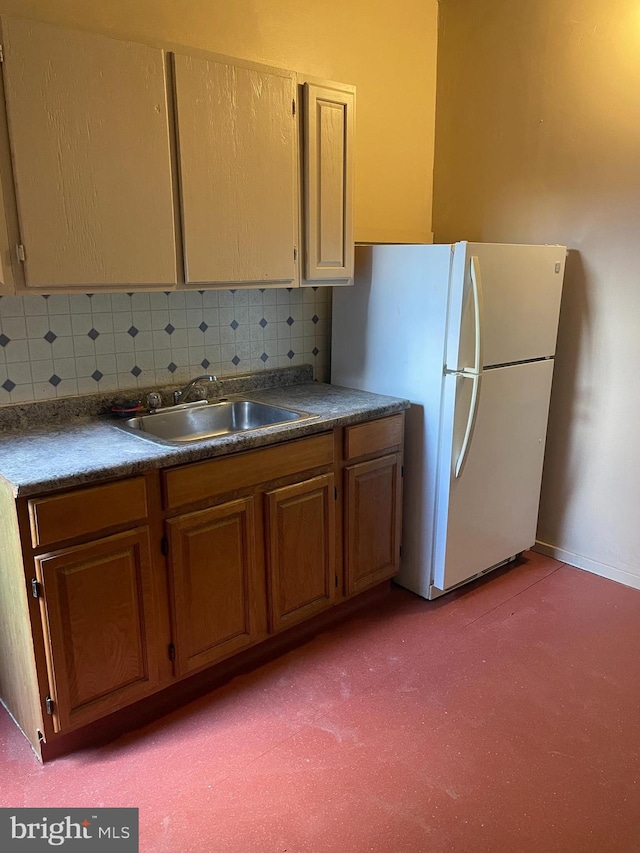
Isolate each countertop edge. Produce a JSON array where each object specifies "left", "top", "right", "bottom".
[{"left": 1, "top": 383, "right": 410, "bottom": 499}]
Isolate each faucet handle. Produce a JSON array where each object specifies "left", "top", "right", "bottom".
[{"left": 146, "top": 392, "right": 162, "bottom": 411}]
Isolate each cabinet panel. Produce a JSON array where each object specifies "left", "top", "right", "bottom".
[
  {"left": 167, "top": 498, "right": 258, "bottom": 674},
  {"left": 345, "top": 454, "right": 401, "bottom": 595},
  {"left": 163, "top": 433, "right": 334, "bottom": 509},
  {"left": 173, "top": 53, "right": 296, "bottom": 285},
  {"left": 302, "top": 82, "right": 354, "bottom": 284},
  {"left": 266, "top": 473, "right": 336, "bottom": 632},
  {"left": 28, "top": 477, "right": 148, "bottom": 549},
  {"left": 35, "top": 528, "right": 159, "bottom": 732},
  {"left": 344, "top": 414, "right": 404, "bottom": 461},
  {"left": 2, "top": 16, "right": 177, "bottom": 288}
]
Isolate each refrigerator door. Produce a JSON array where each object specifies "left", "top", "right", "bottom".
[
  {"left": 432, "top": 358, "right": 555, "bottom": 593},
  {"left": 445, "top": 243, "right": 566, "bottom": 372}
]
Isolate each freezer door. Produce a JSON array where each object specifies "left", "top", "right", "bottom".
[
  {"left": 432, "top": 359, "right": 555, "bottom": 592},
  {"left": 445, "top": 243, "right": 566, "bottom": 371}
]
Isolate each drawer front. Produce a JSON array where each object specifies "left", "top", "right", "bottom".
[
  {"left": 344, "top": 414, "right": 404, "bottom": 461},
  {"left": 28, "top": 477, "right": 148, "bottom": 549},
  {"left": 163, "top": 433, "right": 334, "bottom": 510}
]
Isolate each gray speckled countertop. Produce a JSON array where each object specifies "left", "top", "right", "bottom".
[{"left": 0, "top": 370, "right": 409, "bottom": 498}]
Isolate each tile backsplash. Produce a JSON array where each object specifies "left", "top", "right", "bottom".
[{"left": 0, "top": 287, "right": 331, "bottom": 406}]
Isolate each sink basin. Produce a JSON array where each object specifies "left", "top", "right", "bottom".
[{"left": 112, "top": 399, "right": 317, "bottom": 445}]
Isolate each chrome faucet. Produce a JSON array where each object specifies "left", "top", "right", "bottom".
[{"left": 173, "top": 374, "right": 218, "bottom": 405}]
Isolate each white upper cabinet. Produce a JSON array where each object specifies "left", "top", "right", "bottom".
[
  {"left": 301, "top": 81, "right": 355, "bottom": 286},
  {"left": 173, "top": 53, "right": 297, "bottom": 286},
  {"left": 1, "top": 16, "right": 178, "bottom": 289}
]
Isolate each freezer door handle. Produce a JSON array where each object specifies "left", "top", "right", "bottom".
[
  {"left": 469, "top": 255, "right": 484, "bottom": 374},
  {"left": 455, "top": 373, "right": 482, "bottom": 478}
]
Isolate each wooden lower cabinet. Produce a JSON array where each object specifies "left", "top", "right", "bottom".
[
  {"left": 344, "top": 453, "right": 402, "bottom": 595},
  {"left": 0, "top": 414, "right": 404, "bottom": 760},
  {"left": 166, "top": 497, "right": 260, "bottom": 675},
  {"left": 265, "top": 473, "right": 336, "bottom": 632},
  {"left": 34, "top": 527, "right": 159, "bottom": 732}
]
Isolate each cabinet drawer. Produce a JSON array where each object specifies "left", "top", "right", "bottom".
[
  {"left": 163, "top": 433, "right": 334, "bottom": 510},
  {"left": 344, "top": 414, "right": 404, "bottom": 461},
  {"left": 28, "top": 477, "right": 148, "bottom": 549}
]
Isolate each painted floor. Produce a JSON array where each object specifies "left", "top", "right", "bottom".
[{"left": 2, "top": 551, "right": 640, "bottom": 852}]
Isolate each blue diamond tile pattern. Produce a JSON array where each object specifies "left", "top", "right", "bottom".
[
  {"left": 259, "top": 318, "right": 267, "bottom": 328},
  {"left": 232, "top": 355, "right": 240, "bottom": 366},
  {"left": 199, "top": 322, "right": 208, "bottom": 332},
  {"left": 168, "top": 362, "right": 177, "bottom": 373},
  {"left": 165, "top": 324, "right": 175, "bottom": 335},
  {"left": 312, "top": 315, "right": 319, "bottom": 324},
  {"left": 260, "top": 352, "right": 268, "bottom": 363},
  {"left": 286, "top": 316, "right": 294, "bottom": 326},
  {"left": 49, "top": 375, "right": 61, "bottom": 387},
  {"left": 287, "top": 350, "right": 294, "bottom": 359},
  {"left": 312, "top": 347, "right": 319, "bottom": 356},
  {"left": 131, "top": 366, "right": 142, "bottom": 377},
  {"left": 87, "top": 328, "right": 99, "bottom": 340},
  {"left": 230, "top": 320, "right": 239, "bottom": 330},
  {"left": 0, "top": 333, "right": 9, "bottom": 347},
  {"left": 201, "top": 358, "right": 210, "bottom": 369},
  {"left": 44, "top": 331, "right": 57, "bottom": 344},
  {"left": 91, "top": 370, "right": 103, "bottom": 382},
  {"left": 2, "top": 379, "right": 15, "bottom": 392},
  {"left": 128, "top": 326, "right": 138, "bottom": 338}
]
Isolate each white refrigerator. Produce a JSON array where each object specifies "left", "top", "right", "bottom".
[{"left": 331, "top": 242, "right": 566, "bottom": 599}]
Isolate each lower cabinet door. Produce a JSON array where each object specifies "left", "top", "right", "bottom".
[
  {"left": 265, "top": 473, "right": 336, "bottom": 632},
  {"left": 166, "top": 497, "right": 259, "bottom": 675},
  {"left": 35, "top": 527, "right": 160, "bottom": 733},
  {"left": 345, "top": 454, "right": 402, "bottom": 595}
]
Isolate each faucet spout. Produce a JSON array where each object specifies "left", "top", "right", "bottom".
[{"left": 173, "top": 374, "right": 219, "bottom": 405}]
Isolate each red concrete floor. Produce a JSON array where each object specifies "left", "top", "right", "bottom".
[{"left": 2, "top": 551, "right": 640, "bottom": 852}]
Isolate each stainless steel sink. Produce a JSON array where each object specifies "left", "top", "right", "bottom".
[{"left": 112, "top": 399, "right": 317, "bottom": 445}]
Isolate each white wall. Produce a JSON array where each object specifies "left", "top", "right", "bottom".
[{"left": 433, "top": 0, "right": 640, "bottom": 588}]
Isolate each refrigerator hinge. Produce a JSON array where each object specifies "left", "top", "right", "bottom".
[{"left": 45, "top": 696, "right": 54, "bottom": 716}]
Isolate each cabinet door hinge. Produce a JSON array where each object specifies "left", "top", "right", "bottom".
[
  {"left": 335, "top": 575, "right": 338, "bottom": 588},
  {"left": 0, "top": 45, "right": 4, "bottom": 64},
  {"left": 16, "top": 244, "right": 25, "bottom": 263},
  {"left": 293, "top": 246, "right": 298, "bottom": 262},
  {"left": 399, "top": 545, "right": 403, "bottom": 558},
  {"left": 31, "top": 578, "right": 41, "bottom": 599},
  {"left": 292, "top": 98, "right": 296, "bottom": 116},
  {"left": 45, "top": 696, "right": 54, "bottom": 716},
  {"left": 161, "top": 537, "right": 169, "bottom": 557},
  {"left": 168, "top": 643, "right": 176, "bottom": 662},
  {"left": 401, "top": 465, "right": 404, "bottom": 478},
  {"left": 334, "top": 486, "right": 338, "bottom": 500}
]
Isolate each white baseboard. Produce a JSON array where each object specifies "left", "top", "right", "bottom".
[{"left": 534, "top": 540, "right": 640, "bottom": 592}]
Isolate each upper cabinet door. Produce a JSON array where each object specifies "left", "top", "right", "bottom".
[
  {"left": 1, "top": 17, "right": 178, "bottom": 289},
  {"left": 173, "top": 53, "right": 297, "bottom": 286},
  {"left": 302, "top": 81, "right": 355, "bottom": 285}
]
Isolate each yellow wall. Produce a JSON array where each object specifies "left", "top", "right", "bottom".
[
  {"left": 433, "top": 0, "right": 640, "bottom": 587},
  {"left": 0, "top": 0, "right": 438, "bottom": 244}
]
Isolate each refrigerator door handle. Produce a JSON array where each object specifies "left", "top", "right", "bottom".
[
  {"left": 455, "top": 373, "right": 482, "bottom": 478},
  {"left": 469, "top": 255, "right": 484, "bottom": 374}
]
